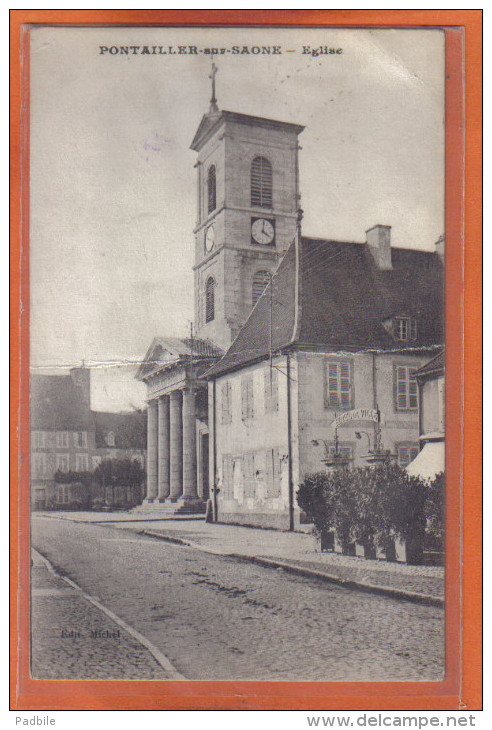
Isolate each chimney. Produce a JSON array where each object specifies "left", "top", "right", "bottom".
[
  {"left": 435, "top": 234, "right": 445, "bottom": 261},
  {"left": 70, "top": 366, "right": 91, "bottom": 410},
  {"left": 366, "top": 224, "right": 392, "bottom": 270}
]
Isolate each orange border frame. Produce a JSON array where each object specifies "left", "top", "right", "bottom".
[{"left": 10, "top": 9, "right": 482, "bottom": 711}]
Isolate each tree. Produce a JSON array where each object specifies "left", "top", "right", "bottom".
[
  {"left": 297, "top": 463, "right": 442, "bottom": 564},
  {"left": 93, "top": 458, "right": 145, "bottom": 506}
]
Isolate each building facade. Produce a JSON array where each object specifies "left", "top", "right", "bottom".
[
  {"left": 30, "top": 368, "right": 147, "bottom": 509},
  {"left": 137, "top": 79, "right": 444, "bottom": 527},
  {"left": 206, "top": 231, "right": 444, "bottom": 529},
  {"left": 137, "top": 89, "right": 304, "bottom": 511}
]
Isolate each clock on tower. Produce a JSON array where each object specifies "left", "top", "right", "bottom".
[{"left": 190, "top": 69, "right": 304, "bottom": 351}]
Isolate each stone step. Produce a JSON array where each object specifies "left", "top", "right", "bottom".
[{"left": 131, "top": 500, "right": 206, "bottom": 516}]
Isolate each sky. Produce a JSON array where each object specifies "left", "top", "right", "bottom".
[{"left": 29, "top": 27, "right": 445, "bottom": 411}]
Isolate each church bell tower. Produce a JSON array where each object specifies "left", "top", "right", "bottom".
[{"left": 191, "top": 65, "right": 304, "bottom": 351}]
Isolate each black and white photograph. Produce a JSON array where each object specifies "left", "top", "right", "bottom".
[{"left": 29, "top": 26, "right": 446, "bottom": 683}]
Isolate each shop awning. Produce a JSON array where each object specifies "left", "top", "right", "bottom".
[{"left": 406, "top": 438, "right": 445, "bottom": 480}]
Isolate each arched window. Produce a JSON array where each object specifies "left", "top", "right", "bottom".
[
  {"left": 207, "top": 165, "right": 216, "bottom": 214},
  {"left": 205, "top": 277, "right": 215, "bottom": 323},
  {"left": 106, "top": 431, "right": 115, "bottom": 447},
  {"left": 251, "top": 156, "right": 272, "bottom": 208},
  {"left": 252, "top": 270, "right": 271, "bottom": 307}
]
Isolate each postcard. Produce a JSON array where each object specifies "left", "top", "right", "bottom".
[{"left": 11, "top": 11, "right": 481, "bottom": 712}]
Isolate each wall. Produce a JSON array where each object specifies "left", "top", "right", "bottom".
[
  {"left": 296, "top": 350, "right": 431, "bottom": 481},
  {"left": 212, "top": 355, "right": 297, "bottom": 529},
  {"left": 30, "top": 428, "right": 96, "bottom": 484},
  {"left": 194, "top": 117, "right": 300, "bottom": 351},
  {"left": 421, "top": 375, "right": 445, "bottom": 435}
]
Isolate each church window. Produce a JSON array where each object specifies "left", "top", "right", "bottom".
[
  {"left": 324, "top": 360, "right": 353, "bottom": 410},
  {"left": 205, "top": 276, "right": 215, "bottom": 323},
  {"left": 394, "top": 364, "right": 418, "bottom": 410},
  {"left": 251, "top": 156, "right": 272, "bottom": 208},
  {"left": 207, "top": 165, "right": 216, "bottom": 214},
  {"left": 252, "top": 270, "right": 271, "bottom": 307}
]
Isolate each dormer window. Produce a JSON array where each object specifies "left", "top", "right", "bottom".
[
  {"left": 393, "top": 316, "right": 417, "bottom": 342},
  {"left": 106, "top": 431, "right": 115, "bottom": 447}
]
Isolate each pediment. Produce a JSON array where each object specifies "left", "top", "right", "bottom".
[{"left": 136, "top": 338, "right": 183, "bottom": 381}]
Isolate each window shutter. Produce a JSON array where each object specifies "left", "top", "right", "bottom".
[
  {"left": 246, "top": 378, "right": 254, "bottom": 418},
  {"left": 221, "top": 381, "right": 231, "bottom": 424},
  {"left": 328, "top": 363, "right": 339, "bottom": 406},
  {"left": 396, "top": 366, "right": 407, "bottom": 409},
  {"left": 410, "top": 319, "right": 417, "bottom": 340},
  {"left": 408, "top": 368, "right": 418, "bottom": 409},
  {"left": 251, "top": 157, "right": 272, "bottom": 208},
  {"left": 326, "top": 360, "right": 352, "bottom": 409},
  {"left": 340, "top": 362, "right": 351, "bottom": 407},
  {"left": 242, "top": 378, "right": 254, "bottom": 420}
]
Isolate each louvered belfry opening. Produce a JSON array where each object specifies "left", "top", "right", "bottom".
[
  {"left": 205, "top": 276, "right": 215, "bottom": 322},
  {"left": 208, "top": 165, "right": 216, "bottom": 213},
  {"left": 250, "top": 156, "right": 272, "bottom": 208},
  {"left": 252, "top": 270, "right": 271, "bottom": 307}
]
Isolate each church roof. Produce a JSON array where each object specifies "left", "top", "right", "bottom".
[
  {"left": 191, "top": 109, "right": 304, "bottom": 151},
  {"left": 136, "top": 336, "right": 223, "bottom": 381},
  {"left": 31, "top": 373, "right": 94, "bottom": 430},
  {"left": 205, "top": 236, "right": 444, "bottom": 378}
]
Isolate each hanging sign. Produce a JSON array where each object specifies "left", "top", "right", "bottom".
[{"left": 332, "top": 408, "right": 380, "bottom": 429}]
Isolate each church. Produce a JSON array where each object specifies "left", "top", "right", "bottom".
[{"left": 136, "top": 69, "right": 444, "bottom": 529}]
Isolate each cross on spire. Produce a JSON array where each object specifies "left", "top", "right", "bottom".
[{"left": 209, "top": 61, "right": 218, "bottom": 113}]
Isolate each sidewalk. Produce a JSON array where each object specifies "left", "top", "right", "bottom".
[
  {"left": 30, "top": 548, "right": 181, "bottom": 679},
  {"left": 38, "top": 511, "right": 444, "bottom": 606}
]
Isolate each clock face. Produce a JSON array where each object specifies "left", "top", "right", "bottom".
[
  {"left": 205, "top": 225, "right": 215, "bottom": 252},
  {"left": 251, "top": 218, "right": 275, "bottom": 245}
]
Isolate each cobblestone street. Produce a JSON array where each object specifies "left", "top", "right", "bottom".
[
  {"left": 31, "top": 550, "right": 174, "bottom": 679},
  {"left": 31, "top": 515, "right": 445, "bottom": 681}
]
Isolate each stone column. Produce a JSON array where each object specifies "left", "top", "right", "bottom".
[
  {"left": 157, "top": 395, "right": 170, "bottom": 502},
  {"left": 169, "top": 390, "right": 183, "bottom": 500},
  {"left": 182, "top": 386, "right": 198, "bottom": 500},
  {"left": 146, "top": 399, "right": 158, "bottom": 502}
]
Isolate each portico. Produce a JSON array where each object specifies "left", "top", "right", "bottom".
[{"left": 136, "top": 337, "right": 221, "bottom": 513}]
